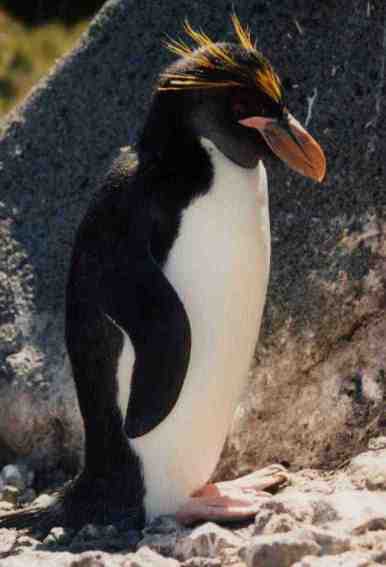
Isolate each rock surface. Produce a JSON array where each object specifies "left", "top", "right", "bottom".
[
  {"left": 0, "top": 0, "right": 385, "bottom": 487},
  {"left": 1, "top": 439, "right": 386, "bottom": 565}
]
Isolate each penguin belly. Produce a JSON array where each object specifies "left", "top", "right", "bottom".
[{"left": 129, "top": 139, "right": 271, "bottom": 521}]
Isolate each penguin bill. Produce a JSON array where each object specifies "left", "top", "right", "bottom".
[{"left": 239, "top": 113, "right": 326, "bottom": 182}]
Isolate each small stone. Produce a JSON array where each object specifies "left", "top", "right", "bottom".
[
  {"left": 240, "top": 532, "right": 321, "bottom": 567},
  {"left": 0, "top": 501, "right": 14, "bottom": 512},
  {"left": 356, "top": 529, "right": 386, "bottom": 550},
  {"left": 42, "top": 533, "right": 58, "bottom": 546},
  {"left": 181, "top": 559, "right": 222, "bottom": 567},
  {"left": 138, "top": 532, "right": 178, "bottom": 557},
  {"left": 298, "top": 527, "right": 350, "bottom": 555},
  {"left": 1, "top": 465, "right": 27, "bottom": 492},
  {"left": 368, "top": 436, "right": 386, "bottom": 450},
  {"left": 69, "top": 550, "right": 121, "bottom": 566},
  {"left": 254, "top": 499, "right": 287, "bottom": 519},
  {"left": 14, "top": 535, "right": 39, "bottom": 548},
  {"left": 31, "top": 493, "right": 56, "bottom": 508},
  {"left": 366, "top": 473, "right": 386, "bottom": 491},
  {"left": 1, "top": 485, "right": 20, "bottom": 505},
  {"left": 47, "top": 526, "right": 74, "bottom": 545},
  {"left": 174, "top": 522, "right": 243, "bottom": 561},
  {"left": 309, "top": 499, "right": 340, "bottom": 524},
  {"left": 128, "top": 546, "right": 180, "bottom": 566},
  {"left": 254, "top": 497, "right": 313, "bottom": 527},
  {"left": 292, "top": 551, "right": 377, "bottom": 566},
  {"left": 373, "top": 546, "right": 386, "bottom": 563},
  {"left": 352, "top": 516, "right": 386, "bottom": 535},
  {"left": 0, "top": 530, "right": 17, "bottom": 555},
  {"left": 349, "top": 450, "right": 386, "bottom": 490},
  {"left": 262, "top": 513, "right": 298, "bottom": 534}
]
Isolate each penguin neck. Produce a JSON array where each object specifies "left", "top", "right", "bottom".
[{"left": 137, "top": 93, "right": 213, "bottom": 207}]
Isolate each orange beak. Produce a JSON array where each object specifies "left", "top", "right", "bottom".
[{"left": 239, "top": 113, "right": 326, "bottom": 182}]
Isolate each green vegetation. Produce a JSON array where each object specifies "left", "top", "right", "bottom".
[{"left": 0, "top": 9, "right": 88, "bottom": 117}]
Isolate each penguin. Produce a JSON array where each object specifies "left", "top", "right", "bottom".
[{"left": 0, "top": 15, "right": 325, "bottom": 533}]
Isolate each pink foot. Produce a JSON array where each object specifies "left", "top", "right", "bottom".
[{"left": 176, "top": 464, "right": 288, "bottom": 526}]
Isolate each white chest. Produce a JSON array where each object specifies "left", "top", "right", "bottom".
[{"left": 130, "top": 139, "right": 271, "bottom": 520}]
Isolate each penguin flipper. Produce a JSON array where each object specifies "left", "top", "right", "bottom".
[{"left": 101, "top": 255, "right": 191, "bottom": 438}]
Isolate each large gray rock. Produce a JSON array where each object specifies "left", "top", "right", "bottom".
[{"left": 0, "top": 0, "right": 385, "bottom": 476}]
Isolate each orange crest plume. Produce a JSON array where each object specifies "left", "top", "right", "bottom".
[{"left": 159, "top": 14, "right": 282, "bottom": 102}]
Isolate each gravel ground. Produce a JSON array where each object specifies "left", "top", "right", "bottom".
[{"left": 1, "top": 436, "right": 386, "bottom": 566}]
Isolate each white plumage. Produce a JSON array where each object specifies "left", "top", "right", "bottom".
[{"left": 118, "top": 138, "right": 271, "bottom": 521}]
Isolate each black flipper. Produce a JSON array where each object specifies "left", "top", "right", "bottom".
[{"left": 100, "top": 254, "right": 191, "bottom": 438}]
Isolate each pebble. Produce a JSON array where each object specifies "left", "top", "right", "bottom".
[
  {"left": 299, "top": 527, "right": 350, "bottom": 555},
  {"left": 1, "top": 485, "right": 20, "bottom": 505},
  {"left": 349, "top": 450, "right": 386, "bottom": 490},
  {"left": 368, "top": 436, "right": 386, "bottom": 450},
  {"left": 0, "top": 530, "right": 17, "bottom": 555},
  {"left": 32, "top": 493, "right": 56, "bottom": 507},
  {"left": 43, "top": 526, "right": 74, "bottom": 546},
  {"left": 1, "top": 464, "right": 32, "bottom": 492},
  {"left": 180, "top": 559, "right": 222, "bottom": 567},
  {"left": 15, "top": 535, "right": 39, "bottom": 548},
  {"left": 293, "top": 551, "right": 380, "bottom": 566},
  {"left": 240, "top": 532, "right": 321, "bottom": 567},
  {"left": 254, "top": 496, "right": 314, "bottom": 528},
  {"left": 260, "top": 513, "right": 299, "bottom": 534},
  {"left": 351, "top": 517, "right": 386, "bottom": 535},
  {"left": 129, "top": 546, "right": 180, "bottom": 566},
  {"left": 1, "top": 465, "right": 27, "bottom": 492},
  {"left": 174, "top": 522, "right": 242, "bottom": 561},
  {"left": 0, "top": 501, "right": 14, "bottom": 512}
]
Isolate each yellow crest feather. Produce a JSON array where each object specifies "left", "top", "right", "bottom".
[
  {"left": 256, "top": 69, "right": 282, "bottom": 102},
  {"left": 160, "top": 15, "right": 282, "bottom": 102},
  {"left": 230, "top": 13, "right": 256, "bottom": 50}
]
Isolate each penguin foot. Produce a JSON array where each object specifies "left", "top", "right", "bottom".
[{"left": 176, "top": 465, "right": 288, "bottom": 525}]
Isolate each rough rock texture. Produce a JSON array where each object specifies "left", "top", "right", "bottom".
[
  {"left": 2, "top": 440, "right": 386, "bottom": 565},
  {"left": 0, "top": 0, "right": 385, "bottom": 476}
]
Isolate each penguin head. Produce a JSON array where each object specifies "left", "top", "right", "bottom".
[{"left": 140, "top": 16, "right": 326, "bottom": 182}]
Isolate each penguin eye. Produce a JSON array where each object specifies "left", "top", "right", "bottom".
[
  {"left": 230, "top": 92, "right": 251, "bottom": 120},
  {"left": 232, "top": 100, "right": 247, "bottom": 119},
  {"left": 230, "top": 91, "right": 262, "bottom": 121},
  {"left": 230, "top": 90, "right": 280, "bottom": 122}
]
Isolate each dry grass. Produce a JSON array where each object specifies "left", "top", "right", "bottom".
[{"left": 0, "top": 9, "right": 88, "bottom": 117}]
